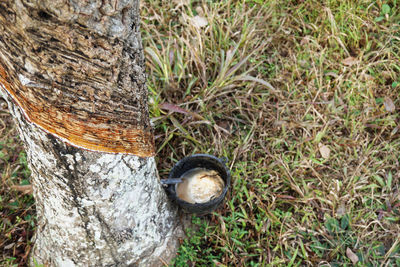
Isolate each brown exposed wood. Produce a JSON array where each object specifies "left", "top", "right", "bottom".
[{"left": 0, "top": 0, "right": 155, "bottom": 157}]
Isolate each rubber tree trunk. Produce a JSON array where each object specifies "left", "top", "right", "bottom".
[{"left": 0, "top": 1, "right": 181, "bottom": 266}]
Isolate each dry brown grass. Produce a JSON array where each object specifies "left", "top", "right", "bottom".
[{"left": 142, "top": 0, "right": 400, "bottom": 266}]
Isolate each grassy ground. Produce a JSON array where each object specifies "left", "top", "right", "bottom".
[{"left": 1, "top": 0, "right": 400, "bottom": 266}]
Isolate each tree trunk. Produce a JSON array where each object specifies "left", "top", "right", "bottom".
[{"left": 0, "top": 0, "right": 181, "bottom": 266}]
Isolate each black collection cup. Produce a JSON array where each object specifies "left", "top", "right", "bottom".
[{"left": 164, "top": 154, "right": 230, "bottom": 215}]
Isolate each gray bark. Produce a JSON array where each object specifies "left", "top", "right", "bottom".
[
  {"left": 0, "top": 91, "right": 181, "bottom": 266},
  {"left": 0, "top": 0, "right": 182, "bottom": 266}
]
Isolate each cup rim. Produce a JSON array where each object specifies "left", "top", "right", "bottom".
[{"left": 167, "top": 154, "right": 230, "bottom": 208}]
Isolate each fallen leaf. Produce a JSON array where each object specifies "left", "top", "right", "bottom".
[
  {"left": 191, "top": 15, "right": 208, "bottom": 28},
  {"left": 346, "top": 247, "right": 359, "bottom": 264},
  {"left": 381, "top": 71, "right": 392, "bottom": 79},
  {"left": 384, "top": 96, "right": 395, "bottom": 112},
  {"left": 11, "top": 184, "right": 33, "bottom": 194},
  {"left": 4, "top": 243, "right": 15, "bottom": 250},
  {"left": 336, "top": 203, "right": 346, "bottom": 216},
  {"left": 300, "top": 36, "right": 310, "bottom": 45},
  {"left": 342, "top": 57, "right": 359, "bottom": 66},
  {"left": 159, "top": 103, "right": 204, "bottom": 120},
  {"left": 169, "top": 49, "right": 174, "bottom": 66},
  {"left": 319, "top": 143, "right": 330, "bottom": 159},
  {"left": 378, "top": 209, "right": 385, "bottom": 220}
]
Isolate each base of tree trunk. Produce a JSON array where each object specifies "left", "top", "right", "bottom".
[{"left": 0, "top": 90, "right": 183, "bottom": 266}]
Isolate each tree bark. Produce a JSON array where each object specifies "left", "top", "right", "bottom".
[
  {"left": 0, "top": 0, "right": 154, "bottom": 156},
  {"left": 0, "top": 0, "right": 181, "bottom": 266}
]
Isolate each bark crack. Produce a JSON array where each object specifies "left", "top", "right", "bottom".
[{"left": 93, "top": 211, "right": 121, "bottom": 265}]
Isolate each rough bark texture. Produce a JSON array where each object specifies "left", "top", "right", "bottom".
[
  {"left": 0, "top": 0, "right": 182, "bottom": 265},
  {"left": 0, "top": 91, "right": 181, "bottom": 266},
  {"left": 0, "top": 0, "right": 154, "bottom": 156}
]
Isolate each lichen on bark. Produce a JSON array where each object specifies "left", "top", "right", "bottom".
[{"left": 1, "top": 80, "right": 182, "bottom": 266}]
